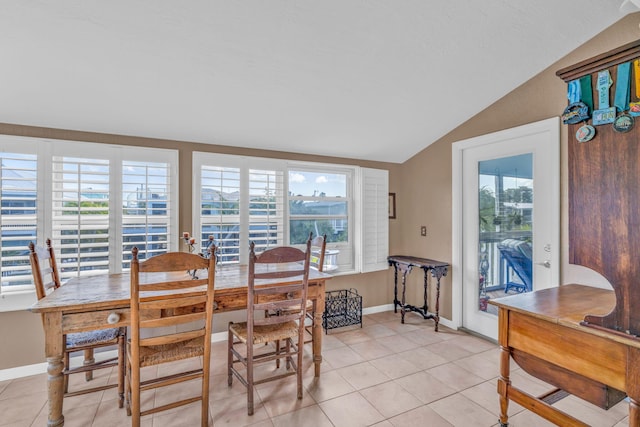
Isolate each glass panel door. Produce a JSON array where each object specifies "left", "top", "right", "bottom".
[{"left": 478, "top": 154, "right": 533, "bottom": 315}]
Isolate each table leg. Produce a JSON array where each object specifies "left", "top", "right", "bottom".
[
  {"left": 497, "top": 307, "right": 510, "bottom": 427},
  {"left": 399, "top": 264, "right": 412, "bottom": 324},
  {"left": 43, "top": 312, "right": 65, "bottom": 427},
  {"left": 392, "top": 263, "right": 399, "bottom": 313},
  {"left": 627, "top": 347, "right": 640, "bottom": 427},
  {"left": 312, "top": 283, "right": 325, "bottom": 377},
  {"left": 429, "top": 266, "right": 447, "bottom": 332},
  {"left": 422, "top": 268, "right": 429, "bottom": 314}
]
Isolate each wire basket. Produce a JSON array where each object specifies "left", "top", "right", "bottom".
[{"left": 322, "top": 288, "right": 362, "bottom": 333}]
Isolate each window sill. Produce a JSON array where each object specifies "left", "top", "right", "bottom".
[{"left": 0, "top": 290, "right": 37, "bottom": 313}]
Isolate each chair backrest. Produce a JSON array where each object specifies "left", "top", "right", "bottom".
[
  {"left": 129, "top": 246, "right": 216, "bottom": 359},
  {"left": 497, "top": 239, "right": 533, "bottom": 290},
  {"left": 310, "top": 234, "right": 327, "bottom": 272},
  {"left": 29, "top": 239, "right": 61, "bottom": 300},
  {"left": 247, "top": 236, "right": 312, "bottom": 331}
]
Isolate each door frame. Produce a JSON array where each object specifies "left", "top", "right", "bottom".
[{"left": 450, "top": 117, "right": 560, "bottom": 332}]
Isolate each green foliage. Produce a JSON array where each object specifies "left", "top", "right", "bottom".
[{"left": 63, "top": 201, "right": 108, "bottom": 215}]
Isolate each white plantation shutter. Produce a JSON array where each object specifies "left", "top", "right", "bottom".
[
  {"left": 248, "top": 169, "right": 284, "bottom": 253},
  {"left": 51, "top": 156, "right": 110, "bottom": 279},
  {"left": 199, "top": 165, "right": 242, "bottom": 264},
  {"left": 121, "top": 160, "right": 173, "bottom": 269},
  {"left": 0, "top": 135, "right": 178, "bottom": 311},
  {"left": 0, "top": 152, "right": 38, "bottom": 291},
  {"left": 194, "top": 152, "right": 388, "bottom": 275},
  {"left": 360, "top": 167, "right": 389, "bottom": 272}
]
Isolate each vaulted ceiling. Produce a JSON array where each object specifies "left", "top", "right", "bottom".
[{"left": 0, "top": 1, "right": 634, "bottom": 163}]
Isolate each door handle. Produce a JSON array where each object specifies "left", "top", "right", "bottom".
[{"left": 536, "top": 260, "right": 551, "bottom": 268}]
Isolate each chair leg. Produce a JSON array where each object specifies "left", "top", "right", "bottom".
[
  {"left": 201, "top": 355, "right": 210, "bottom": 427},
  {"left": 125, "top": 358, "right": 132, "bottom": 417},
  {"left": 63, "top": 352, "right": 70, "bottom": 394},
  {"left": 83, "top": 349, "right": 95, "bottom": 381},
  {"left": 275, "top": 339, "right": 281, "bottom": 369},
  {"left": 247, "top": 344, "right": 254, "bottom": 416},
  {"left": 117, "top": 333, "right": 125, "bottom": 408},
  {"left": 131, "top": 359, "right": 140, "bottom": 427},
  {"left": 297, "top": 336, "right": 304, "bottom": 399},
  {"left": 285, "top": 339, "right": 291, "bottom": 370},
  {"left": 227, "top": 323, "right": 234, "bottom": 387}
]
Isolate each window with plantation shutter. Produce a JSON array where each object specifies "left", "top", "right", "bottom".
[
  {"left": 199, "top": 165, "right": 242, "bottom": 264},
  {"left": 0, "top": 135, "right": 178, "bottom": 311},
  {"left": 248, "top": 168, "right": 284, "bottom": 253},
  {"left": 0, "top": 152, "right": 38, "bottom": 292},
  {"left": 51, "top": 156, "right": 111, "bottom": 279},
  {"left": 121, "top": 160, "right": 173, "bottom": 269},
  {"left": 194, "top": 152, "right": 388, "bottom": 275}
]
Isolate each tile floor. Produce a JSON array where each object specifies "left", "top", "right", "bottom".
[{"left": 0, "top": 311, "right": 632, "bottom": 426}]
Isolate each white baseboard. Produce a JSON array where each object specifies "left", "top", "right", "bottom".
[{"left": 0, "top": 304, "right": 456, "bottom": 381}]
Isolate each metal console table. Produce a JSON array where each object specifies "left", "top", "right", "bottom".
[{"left": 388, "top": 255, "right": 449, "bottom": 331}]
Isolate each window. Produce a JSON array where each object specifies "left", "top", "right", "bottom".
[
  {"left": 0, "top": 135, "right": 178, "bottom": 311},
  {"left": 193, "top": 152, "right": 388, "bottom": 274}
]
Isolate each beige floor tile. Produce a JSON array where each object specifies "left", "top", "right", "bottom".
[
  {"left": 395, "top": 346, "right": 448, "bottom": 370},
  {"left": 319, "top": 333, "right": 348, "bottom": 350},
  {"left": 428, "top": 393, "right": 497, "bottom": 427},
  {"left": 452, "top": 348, "right": 500, "bottom": 380},
  {"left": 360, "top": 381, "right": 422, "bottom": 418},
  {"left": 447, "top": 334, "right": 497, "bottom": 354},
  {"left": 554, "top": 395, "right": 629, "bottom": 427},
  {"left": 304, "top": 369, "right": 356, "bottom": 402},
  {"left": 368, "top": 353, "right": 421, "bottom": 379},
  {"left": 362, "top": 323, "right": 397, "bottom": 339},
  {"left": 0, "top": 374, "right": 48, "bottom": 400},
  {"left": 503, "top": 409, "right": 556, "bottom": 427},
  {"left": 460, "top": 379, "right": 524, "bottom": 417},
  {"left": 424, "top": 339, "right": 475, "bottom": 361},
  {"left": 319, "top": 392, "right": 385, "bottom": 427},
  {"left": 0, "top": 391, "right": 47, "bottom": 425},
  {"left": 5, "top": 309, "right": 633, "bottom": 427},
  {"left": 91, "top": 398, "right": 140, "bottom": 427},
  {"left": 271, "top": 404, "right": 333, "bottom": 427},
  {"left": 335, "top": 361, "right": 390, "bottom": 390},
  {"left": 376, "top": 334, "right": 420, "bottom": 353},
  {"left": 388, "top": 404, "right": 454, "bottom": 427},
  {"left": 426, "top": 362, "right": 485, "bottom": 392},
  {"left": 152, "top": 401, "right": 211, "bottom": 427},
  {"left": 395, "top": 371, "right": 457, "bottom": 404},
  {"left": 365, "top": 311, "right": 401, "bottom": 323},
  {"left": 335, "top": 328, "right": 372, "bottom": 346},
  {"left": 321, "top": 345, "right": 365, "bottom": 369},
  {"left": 379, "top": 319, "right": 422, "bottom": 333},
  {"left": 402, "top": 329, "right": 445, "bottom": 346},
  {"left": 211, "top": 393, "right": 270, "bottom": 426},
  {"left": 349, "top": 340, "right": 395, "bottom": 360},
  {"left": 255, "top": 379, "right": 316, "bottom": 418}
]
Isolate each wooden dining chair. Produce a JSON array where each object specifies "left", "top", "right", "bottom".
[
  {"left": 228, "top": 237, "right": 312, "bottom": 415},
  {"left": 29, "top": 239, "right": 126, "bottom": 407},
  {"left": 126, "top": 246, "right": 216, "bottom": 427}
]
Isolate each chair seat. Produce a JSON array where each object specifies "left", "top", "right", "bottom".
[
  {"left": 66, "top": 328, "right": 121, "bottom": 347},
  {"left": 279, "top": 299, "right": 313, "bottom": 313},
  {"left": 127, "top": 337, "right": 204, "bottom": 367},
  {"left": 230, "top": 321, "right": 299, "bottom": 345}
]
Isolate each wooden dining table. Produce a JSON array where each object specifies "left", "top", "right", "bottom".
[{"left": 30, "top": 263, "right": 332, "bottom": 427}]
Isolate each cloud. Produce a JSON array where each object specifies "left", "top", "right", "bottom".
[
  {"left": 289, "top": 173, "right": 306, "bottom": 183},
  {"left": 315, "top": 176, "right": 328, "bottom": 184}
]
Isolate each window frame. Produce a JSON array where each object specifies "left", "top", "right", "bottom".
[
  {"left": 0, "top": 135, "right": 179, "bottom": 312},
  {"left": 193, "top": 152, "right": 388, "bottom": 275}
]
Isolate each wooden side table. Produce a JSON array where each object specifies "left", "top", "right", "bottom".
[{"left": 388, "top": 255, "right": 449, "bottom": 331}]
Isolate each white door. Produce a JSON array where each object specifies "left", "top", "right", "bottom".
[{"left": 452, "top": 117, "right": 560, "bottom": 340}]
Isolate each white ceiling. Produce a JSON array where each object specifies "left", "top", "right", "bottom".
[{"left": 0, "top": 1, "right": 635, "bottom": 163}]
